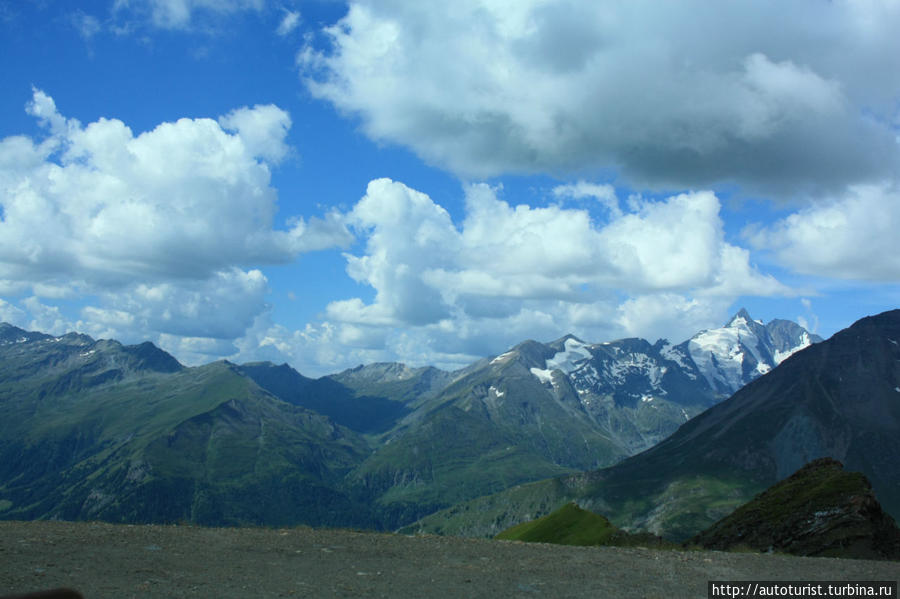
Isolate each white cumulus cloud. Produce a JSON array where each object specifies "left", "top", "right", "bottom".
[
  {"left": 0, "top": 89, "right": 350, "bottom": 288},
  {"left": 746, "top": 184, "right": 900, "bottom": 282},
  {"left": 303, "top": 1, "right": 900, "bottom": 197},
  {"left": 263, "top": 177, "right": 791, "bottom": 374},
  {"left": 0, "top": 89, "right": 351, "bottom": 357}
]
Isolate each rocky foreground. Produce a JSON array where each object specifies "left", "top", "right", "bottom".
[{"left": 1, "top": 521, "right": 897, "bottom": 598}]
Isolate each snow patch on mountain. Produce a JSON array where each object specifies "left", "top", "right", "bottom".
[
  {"left": 530, "top": 337, "right": 593, "bottom": 384},
  {"left": 530, "top": 367, "right": 554, "bottom": 384},
  {"left": 774, "top": 331, "right": 811, "bottom": 364},
  {"left": 660, "top": 342, "right": 688, "bottom": 368},
  {"left": 660, "top": 342, "right": 698, "bottom": 380},
  {"left": 688, "top": 312, "right": 769, "bottom": 392},
  {"left": 490, "top": 350, "right": 515, "bottom": 365},
  {"left": 687, "top": 309, "right": 819, "bottom": 394},
  {"left": 512, "top": 308, "right": 818, "bottom": 400},
  {"left": 545, "top": 338, "right": 593, "bottom": 374},
  {"left": 603, "top": 353, "right": 667, "bottom": 388}
]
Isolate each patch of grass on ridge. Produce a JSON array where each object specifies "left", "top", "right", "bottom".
[
  {"left": 496, "top": 502, "right": 678, "bottom": 549},
  {"left": 497, "top": 502, "right": 619, "bottom": 545}
]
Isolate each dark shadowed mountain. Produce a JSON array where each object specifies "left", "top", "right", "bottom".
[
  {"left": 690, "top": 457, "right": 900, "bottom": 560},
  {"left": 237, "top": 362, "right": 423, "bottom": 434}
]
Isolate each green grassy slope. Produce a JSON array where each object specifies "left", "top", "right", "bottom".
[
  {"left": 346, "top": 351, "right": 632, "bottom": 528},
  {"left": 405, "top": 465, "right": 762, "bottom": 541},
  {"left": 349, "top": 404, "right": 578, "bottom": 528},
  {"left": 496, "top": 502, "right": 676, "bottom": 548},
  {"left": 0, "top": 331, "right": 375, "bottom": 527},
  {"left": 496, "top": 502, "right": 621, "bottom": 545}
]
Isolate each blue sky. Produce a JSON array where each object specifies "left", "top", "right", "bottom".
[{"left": 1, "top": 0, "right": 898, "bottom": 376}]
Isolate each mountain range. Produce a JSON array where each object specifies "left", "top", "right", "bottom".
[
  {"left": 0, "top": 325, "right": 374, "bottom": 526},
  {"left": 0, "top": 309, "right": 829, "bottom": 531},
  {"left": 406, "top": 309, "right": 900, "bottom": 541},
  {"left": 346, "top": 309, "right": 821, "bottom": 526}
]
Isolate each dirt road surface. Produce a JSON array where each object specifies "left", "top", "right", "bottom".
[{"left": 1, "top": 521, "right": 898, "bottom": 598}]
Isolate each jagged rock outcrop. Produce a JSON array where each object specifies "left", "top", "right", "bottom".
[{"left": 689, "top": 458, "right": 900, "bottom": 560}]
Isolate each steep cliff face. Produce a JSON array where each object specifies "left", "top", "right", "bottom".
[{"left": 689, "top": 458, "right": 900, "bottom": 560}]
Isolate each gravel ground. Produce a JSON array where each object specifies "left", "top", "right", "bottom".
[{"left": 1, "top": 521, "right": 898, "bottom": 598}]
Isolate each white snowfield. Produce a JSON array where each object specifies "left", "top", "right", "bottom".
[
  {"left": 529, "top": 367, "right": 554, "bottom": 384},
  {"left": 601, "top": 353, "right": 666, "bottom": 388},
  {"left": 659, "top": 342, "right": 691, "bottom": 370},
  {"left": 530, "top": 337, "right": 672, "bottom": 398},
  {"left": 545, "top": 338, "right": 593, "bottom": 374}
]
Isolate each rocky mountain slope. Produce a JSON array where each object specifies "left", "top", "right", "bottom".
[
  {"left": 690, "top": 457, "right": 900, "bottom": 560},
  {"left": 406, "top": 310, "right": 900, "bottom": 541}
]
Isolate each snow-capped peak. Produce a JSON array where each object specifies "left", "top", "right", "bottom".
[
  {"left": 514, "top": 311, "right": 819, "bottom": 400},
  {"left": 685, "top": 308, "right": 818, "bottom": 395}
]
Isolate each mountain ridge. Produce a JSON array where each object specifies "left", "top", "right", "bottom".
[
  {"left": 405, "top": 309, "right": 898, "bottom": 541},
  {"left": 0, "top": 308, "right": 826, "bottom": 531},
  {"left": 0, "top": 333, "right": 375, "bottom": 527}
]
